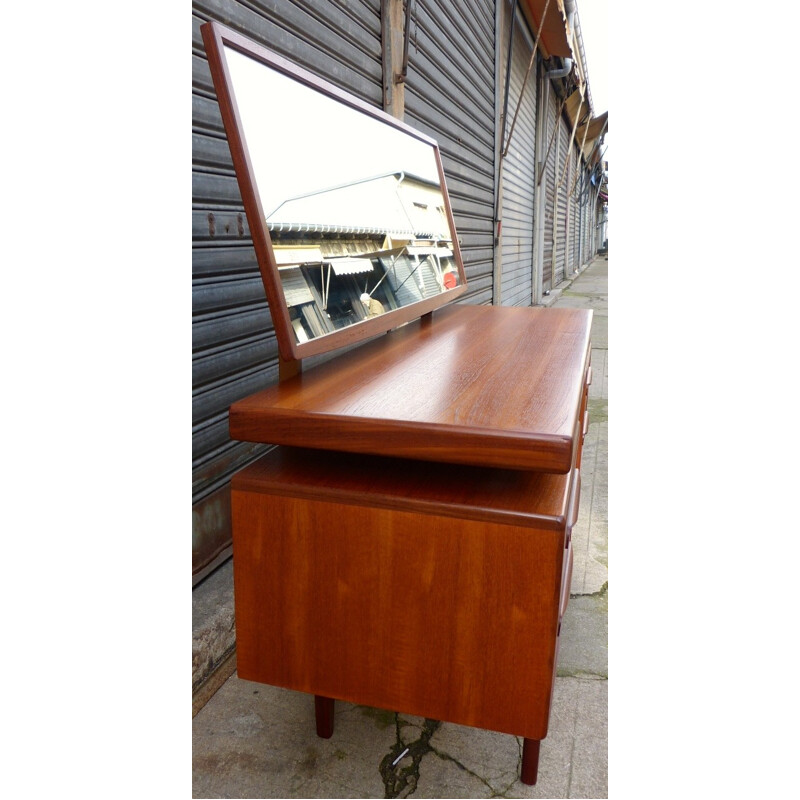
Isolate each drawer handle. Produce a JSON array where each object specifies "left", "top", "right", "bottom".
[{"left": 566, "top": 469, "right": 581, "bottom": 534}]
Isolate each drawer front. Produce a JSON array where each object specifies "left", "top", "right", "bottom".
[
  {"left": 559, "top": 469, "right": 579, "bottom": 626},
  {"left": 559, "top": 541, "right": 574, "bottom": 621},
  {"left": 565, "top": 469, "right": 581, "bottom": 550},
  {"left": 576, "top": 363, "right": 591, "bottom": 468}
]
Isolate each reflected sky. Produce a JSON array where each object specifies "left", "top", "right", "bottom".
[{"left": 224, "top": 47, "right": 442, "bottom": 216}]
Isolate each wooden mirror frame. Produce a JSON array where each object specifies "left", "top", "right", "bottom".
[{"left": 201, "top": 21, "right": 468, "bottom": 361}]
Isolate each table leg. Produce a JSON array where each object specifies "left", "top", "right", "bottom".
[
  {"left": 315, "top": 695, "right": 335, "bottom": 738},
  {"left": 521, "top": 738, "right": 541, "bottom": 785}
]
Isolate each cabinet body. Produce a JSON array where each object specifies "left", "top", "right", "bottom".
[{"left": 231, "top": 447, "right": 578, "bottom": 741}]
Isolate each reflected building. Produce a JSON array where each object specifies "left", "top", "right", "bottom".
[{"left": 266, "top": 171, "right": 459, "bottom": 342}]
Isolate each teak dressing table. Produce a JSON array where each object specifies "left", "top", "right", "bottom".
[{"left": 202, "top": 21, "right": 593, "bottom": 786}]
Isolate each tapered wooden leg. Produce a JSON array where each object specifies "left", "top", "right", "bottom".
[
  {"left": 315, "top": 695, "right": 334, "bottom": 738},
  {"left": 521, "top": 738, "right": 541, "bottom": 785}
]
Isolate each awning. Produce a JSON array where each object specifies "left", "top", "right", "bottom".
[
  {"left": 577, "top": 111, "right": 608, "bottom": 144},
  {"left": 561, "top": 88, "right": 608, "bottom": 163},
  {"left": 565, "top": 88, "right": 591, "bottom": 130},
  {"left": 579, "top": 111, "right": 608, "bottom": 161},
  {"left": 520, "top": 0, "right": 573, "bottom": 59}
]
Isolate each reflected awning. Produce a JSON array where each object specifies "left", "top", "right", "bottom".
[
  {"left": 406, "top": 245, "right": 453, "bottom": 259},
  {"left": 273, "top": 246, "right": 324, "bottom": 266},
  {"left": 328, "top": 257, "right": 375, "bottom": 276},
  {"left": 520, "top": 0, "right": 573, "bottom": 59},
  {"left": 279, "top": 268, "right": 315, "bottom": 307},
  {"left": 266, "top": 172, "right": 451, "bottom": 240}
]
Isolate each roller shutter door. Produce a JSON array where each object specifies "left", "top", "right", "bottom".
[
  {"left": 542, "top": 84, "right": 557, "bottom": 292},
  {"left": 191, "top": 0, "right": 383, "bottom": 583},
  {"left": 499, "top": 6, "right": 536, "bottom": 308},
  {"left": 554, "top": 110, "right": 569, "bottom": 286},
  {"left": 403, "top": 0, "right": 496, "bottom": 305},
  {"left": 581, "top": 163, "right": 592, "bottom": 264},
  {"left": 570, "top": 145, "right": 579, "bottom": 271}
]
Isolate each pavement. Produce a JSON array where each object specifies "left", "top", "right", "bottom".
[{"left": 192, "top": 254, "right": 609, "bottom": 799}]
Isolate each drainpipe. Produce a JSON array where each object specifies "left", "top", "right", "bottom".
[
  {"left": 544, "top": 0, "right": 575, "bottom": 81},
  {"left": 563, "top": 0, "right": 576, "bottom": 34},
  {"left": 544, "top": 56, "right": 572, "bottom": 80}
]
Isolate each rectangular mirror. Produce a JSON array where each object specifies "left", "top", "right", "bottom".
[{"left": 201, "top": 21, "right": 468, "bottom": 361}]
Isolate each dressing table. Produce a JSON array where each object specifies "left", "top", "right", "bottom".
[{"left": 202, "top": 21, "right": 592, "bottom": 786}]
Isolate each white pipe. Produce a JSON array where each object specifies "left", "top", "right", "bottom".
[{"left": 546, "top": 0, "right": 576, "bottom": 80}]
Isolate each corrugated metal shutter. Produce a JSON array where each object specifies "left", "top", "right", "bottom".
[
  {"left": 191, "top": 0, "right": 383, "bottom": 583},
  {"left": 499, "top": 6, "right": 536, "bottom": 308},
  {"left": 581, "top": 162, "right": 592, "bottom": 264},
  {"left": 542, "top": 83, "right": 557, "bottom": 292},
  {"left": 403, "top": 0, "right": 496, "bottom": 305},
  {"left": 570, "top": 145, "right": 578, "bottom": 271},
  {"left": 591, "top": 175, "right": 600, "bottom": 255},
  {"left": 554, "top": 110, "right": 569, "bottom": 286},
  {"left": 579, "top": 166, "right": 587, "bottom": 265}
]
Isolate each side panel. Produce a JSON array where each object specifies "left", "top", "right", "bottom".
[{"left": 232, "top": 489, "right": 564, "bottom": 740}]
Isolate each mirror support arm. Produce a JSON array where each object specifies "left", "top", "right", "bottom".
[{"left": 279, "top": 356, "right": 302, "bottom": 382}]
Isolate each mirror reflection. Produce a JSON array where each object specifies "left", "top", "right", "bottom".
[{"left": 223, "top": 46, "right": 461, "bottom": 344}]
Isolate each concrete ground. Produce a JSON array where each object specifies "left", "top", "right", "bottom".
[{"left": 192, "top": 255, "right": 609, "bottom": 799}]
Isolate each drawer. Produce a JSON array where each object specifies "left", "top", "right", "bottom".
[
  {"left": 581, "top": 367, "right": 591, "bottom": 433},
  {"left": 576, "top": 363, "right": 591, "bottom": 461},
  {"left": 559, "top": 541, "right": 574, "bottom": 622},
  {"left": 565, "top": 469, "right": 581, "bottom": 549},
  {"left": 560, "top": 468, "right": 579, "bottom": 625}
]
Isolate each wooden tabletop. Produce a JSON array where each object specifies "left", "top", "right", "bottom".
[{"left": 229, "top": 304, "right": 592, "bottom": 472}]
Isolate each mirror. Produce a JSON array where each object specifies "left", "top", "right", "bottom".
[{"left": 202, "top": 22, "right": 468, "bottom": 361}]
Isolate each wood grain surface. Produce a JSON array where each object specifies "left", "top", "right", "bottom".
[
  {"left": 231, "top": 447, "right": 577, "bottom": 739},
  {"left": 230, "top": 304, "right": 592, "bottom": 472},
  {"left": 232, "top": 446, "right": 579, "bottom": 529}
]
